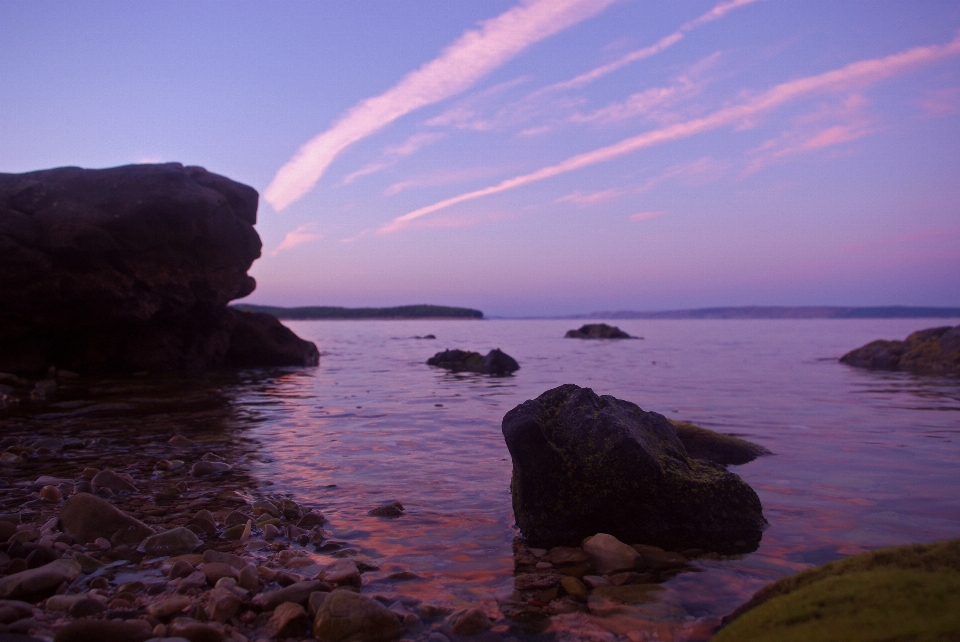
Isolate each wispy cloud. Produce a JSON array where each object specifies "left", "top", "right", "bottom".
[
  {"left": 743, "top": 93, "right": 880, "bottom": 174},
  {"left": 270, "top": 223, "right": 324, "bottom": 256},
  {"left": 264, "top": 0, "right": 616, "bottom": 211},
  {"left": 555, "top": 189, "right": 624, "bottom": 206},
  {"left": 537, "top": 0, "right": 760, "bottom": 94},
  {"left": 384, "top": 167, "right": 502, "bottom": 197},
  {"left": 380, "top": 31, "right": 960, "bottom": 233},
  {"left": 629, "top": 211, "right": 663, "bottom": 221},
  {"left": 637, "top": 157, "right": 729, "bottom": 192},
  {"left": 917, "top": 86, "right": 960, "bottom": 116},
  {"left": 341, "top": 132, "right": 444, "bottom": 185}
]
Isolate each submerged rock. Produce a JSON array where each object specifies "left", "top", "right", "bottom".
[
  {"left": 564, "top": 323, "right": 634, "bottom": 339},
  {"left": 502, "top": 384, "right": 766, "bottom": 551},
  {"left": 716, "top": 539, "right": 960, "bottom": 642},
  {"left": 669, "top": 420, "right": 771, "bottom": 466},
  {"left": 0, "top": 163, "right": 318, "bottom": 375},
  {"left": 840, "top": 325, "right": 960, "bottom": 374},
  {"left": 426, "top": 348, "right": 519, "bottom": 375}
]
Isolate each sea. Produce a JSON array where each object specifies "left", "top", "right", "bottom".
[{"left": 4, "top": 317, "right": 960, "bottom": 639}]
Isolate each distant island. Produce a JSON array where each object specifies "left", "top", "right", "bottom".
[
  {"left": 573, "top": 306, "right": 960, "bottom": 320},
  {"left": 232, "top": 303, "right": 484, "bottom": 320}
]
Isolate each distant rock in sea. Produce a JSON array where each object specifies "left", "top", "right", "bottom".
[
  {"left": 564, "top": 323, "right": 636, "bottom": 339},
  {"left": 0, "top": 163, "right": 318, "bottom": 375},
  {"left": 502, "top": 384, "right": 766, "bottom": 552},
  {"left": 427, "top": 348, "right": 519, "bottom": 375},
  {"left": 840, "top": 325, "right": 960, "bottom": 374}
]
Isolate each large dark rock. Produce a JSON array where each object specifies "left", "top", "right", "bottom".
[
  {"left": 840, "top": 325, "right": 960, "bottom": 374},
  {"left": 564, "top": 323, "right": 634, "bottom": 339},
  {"left": 0, "top": 163, "right": 318, "bottom": 374},
  {"left": 502, "top": 384, "right": 766, "bottom": 552},
  {"left": 426, "top": 348, "right": 519, "bottom": 375}
]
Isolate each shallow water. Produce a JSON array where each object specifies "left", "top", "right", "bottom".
[{"left": 4, "top": 318, "right": 960, "bottom": 638}]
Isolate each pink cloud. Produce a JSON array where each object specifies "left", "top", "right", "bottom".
[
  {"left": 629, "top": 211, "right": 663, "bottom": 221},
  {"left": 384, "top": 167, "right": 503, "bottom": 197},
  {"left": 541, "top": 0, "right": 759, "bottom": 94},
  {"left": 270, "top": 223, "right": 324, "bottom": 256},
  {"left": 555, "top": 189, "right": 624, "bottom": 206},
  {"left": 380, "top": 30, "right": 960, "bottom": 233},
  {"left": 341, "top": 132, "right": 444, "bottom": 185},
  {"left": 917, "top": 86, "right": 960, "bottom": 116},
  {"left": 265, "top": 0, "right": 616, "bottom": 211}
]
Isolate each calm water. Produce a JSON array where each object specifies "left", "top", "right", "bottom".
[
  {"left": 6, "top": 318, "right": 960, "bottom": 637},
  {"left": 243, "top": 319, "right": 960, "bottom": 628}
]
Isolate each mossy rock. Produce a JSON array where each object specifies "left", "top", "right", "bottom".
[
  {"left": 669, "top": 420, "right": 771, "bottom": 466},
  {"left": 715, "top": 539, "right": 960, "bottom": 642},
  {"left": 840, "top": 325, "right": 960, "bottom": 374},
  {"left": 501, "top": 384, "right": 766, "bottom": 552}
]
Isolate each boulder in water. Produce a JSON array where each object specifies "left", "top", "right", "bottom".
[
  {"left": 427, "top": 348, "right": 519, "bottom": 375},
  {"left": 669, "top": 420, "right": 771, "bottom": 466},
  {"left": 840, "top": 325, "right": 960, "bottom": 374},
  {"left": 564, "top": 323, "right": 634, "bottom": 339},
  {"left": 502, "top": 384, "right": 766, "bottom": 552}
]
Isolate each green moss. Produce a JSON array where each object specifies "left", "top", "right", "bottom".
[{"left": 715, "top": 540, "right": 960, "bottom": 642}]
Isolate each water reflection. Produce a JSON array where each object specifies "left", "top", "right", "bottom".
[{"left": 3, "top": 318, "right": 959, "bottom": 639}]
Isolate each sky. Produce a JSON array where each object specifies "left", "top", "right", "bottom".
[{"left": 2, "top": 1, "right": 959, "bottom": 317}]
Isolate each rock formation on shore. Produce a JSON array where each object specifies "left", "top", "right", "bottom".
[
  {"left": 502, "top": 385, "right": 766, "bottom": 552},
  {"left": 564, "top": 324, "right": 634, "bottom": 339},
  {"left": 426, "top": 348, "right": 519, "bottom": 375},
  {"left": 0, "top": 163, "right": 318, "bottom": 375},
  {"left": 840, "top": 325, "right": 960, "bottom": 374}
]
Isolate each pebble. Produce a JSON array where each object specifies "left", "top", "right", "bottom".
[
  {"left": 202, "top": 550, "right": 246, "bottom": 570},
  {"left": 146, "top": 595, "right": 192, "bottom": 618},
  {"left": 318, "top": 559, "right": 361, "bottom": 586},
  {"left": 168, "top": 560, "right": 196, "bottom": 580},
  {"left": 167, "top": 435, "right": 194, "bottom": 447},
  {"left": 206, "top": 588, "right": 242, "bottom": 622},
  {"left": 190, "top": 461, "right": 231, "bottom": 476},
  {"left": 254, "top": 580, "right": 325, "bottom": 611},
  {"left": 265, "top": 601, "right": 308, "bottom": 638},
  {"left": 90, "top": 469, "right": 138, "bottom": 493},
  {"left": 313, "top": 590, "right": 401, "bottom": 642},
  {"left": 582, "top": 533, "right": 640, "bottom": 574},
  {"left": 68, "top": 597, "right": 107, "bottom": 618},
  {"left": 201, "top": 562, "right": 240, "bottom": 585}
]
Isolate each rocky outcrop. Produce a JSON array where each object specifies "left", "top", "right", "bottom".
[
  {"left": 564, "top": 323, "right": 634, "bottom": 339},
  {"left": 502, "top": 384, "right": 766, "bottom": 552},
  {"left": 0, "top": 163, "right": 318, "bottom": 375},
  {"left": 840, "top": 325, "right": 960, "bottom": 374},
  {"left": 669, "top": 420, "right": 772, "bottom": 466},
  {"left": 426, "top": 348, "right": 519, "bottom": 375}
]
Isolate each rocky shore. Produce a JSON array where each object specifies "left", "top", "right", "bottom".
[{"left": 0, "top": 417, "right": 732, "bottom": 642}]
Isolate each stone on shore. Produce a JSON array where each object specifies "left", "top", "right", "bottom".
[
  {"left": 715, "top": 539, "right": 960, "bottom": 642},
  {"left": 0, "top": 163, "right": 319, "bottom": 375},
  {"left": 0, "top": 558, "right": 81, "bottom": 600},
  {"left": 427, "top": 348, "right": 519, "bottom": 375},
  {"left": 90, "top": 469, "right": 138, "bottom": 493},
  {"left": 313, "top": 590, "right": 402, "bottom": 642},
  {"left": 141, "top": 527, "right": 201, "bottom": 557},
  {"left": 564, "top": 323, "right": 633, "bottom": 339},
  {"left": 840, "top": 325, "right": 960, "bottom": 374},
  {"left": 254, "top": 580, "right": 325, "bottom": 611},
  {"left": 265, "top": 602, "right": 309, "bottom": 638},
  {"left": 669, "top": 420, "right": 772, "bottom": 466},
  {"left": 501, "top": 384, "right": 767, "bottom": 551},
  {"left": 58, "top": 493, "right": 155, "bottom": 545},
  {"left": 52, "top": 618, "right": 153, "bottom": 642}
]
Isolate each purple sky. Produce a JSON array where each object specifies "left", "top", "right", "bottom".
[{"left": 2, "top": 1, "right": 959, "bottom": 316}]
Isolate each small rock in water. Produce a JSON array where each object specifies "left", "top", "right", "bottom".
[
  {"left": 564, "top": 323, "right": 634, "bottom": 339},
  {"left": 297, "top": 511, "right": 326, "bottom": 528},
  {"left": 368, "top": 502, "right": 404, "bottom": 517},
  {"left": 583, "top": 533, "right": 640, "bottom": 574},
  {"left": 447, "top": 608, "right": 492, "bottom": 636},
  {"left": 318, "top": 559, "right": 361, "bottom": 586},
  {"left": 252, "top": 500, "right": 281, "bottom": 518},
  {"left": 168, "top": 435, "right": 194, "bottom": 447},
  {"left": 560, "top": 576, "right": 587, "bottom": 600},
  {"left": 313, "top": 590, "right": 401, "bottom": 642},
  {"left": 191, "top": 460, "right": 232, "bottom": 476}
]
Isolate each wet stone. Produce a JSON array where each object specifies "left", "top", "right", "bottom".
[
  {"left": 191, "top": 461, "right": 231, "bottom": 477},
  {"left": 265, "top": 601, "right": 308, "bottom": 638},
  {"left": 168, "top": 560, "right": 196, "bottom": 580},
  {"left": 201, "top": 562, "right": 240, "bottom": 585},
  {"left": 68, "top": 597, "right": 107, "bottom": 618},
  {"left": 368, "top": 502, "right": 404, "bottom": 518},
  {"left": 313, "top": 590, "right": 402, "bottom": 642},
  {"left": 91, "top": 469, "right": 138, "bottom": 493},
  {"left": 146, "top": 594, "right": 192, "bottom": 619},
  {"left": 447, "top": 608, "right": 492, "bottom": 636},
  {"left": 141, "top": 527, "right": 201, "bottom": 557},
  {"left": 52, "top": 618, "right": 153, "bottom": 642},
  {"left": 206, "top": 587, "right": 241, "bottom": 623}
]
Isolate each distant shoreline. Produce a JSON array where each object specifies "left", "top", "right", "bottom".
[
  {"left": 569, "top": 306, "right": 960, "bottom": 320},
  {"left": 232, "top": 303, "right": 484, "bottom": 320}
]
